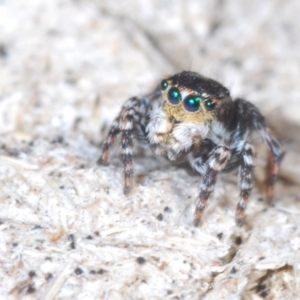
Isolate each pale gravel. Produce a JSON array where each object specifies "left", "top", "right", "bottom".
[{"left": 0, "top": 0, "right": 300, "bottom": 299}]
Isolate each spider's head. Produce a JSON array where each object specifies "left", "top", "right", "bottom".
[{"left": 160, "top": 71, "right": 233, "bottom": 124}]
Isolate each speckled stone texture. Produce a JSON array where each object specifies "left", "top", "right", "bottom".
[{"left": 0, "top": 0, "right": 300, "bottom": 299}]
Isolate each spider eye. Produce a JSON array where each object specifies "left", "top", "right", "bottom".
[
  {"left": 168, "top": 87, "right": 181, "bottom": 104},
  {"left": 205, "top": 100, "right": 215, "bottom": 111},
  {"left": 183, "top": 95, "right": 201, "bottom": 112},
  {"left": 161, "top": 80, "right": 169, "bottom": 90}
]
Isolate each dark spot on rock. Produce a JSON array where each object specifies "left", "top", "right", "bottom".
[
  {"left": 217, "top": 232, "right": 223, "bottom": 239},
  {"left": 261, "top": 290, "right": 269, "bottom": 298},
  {"left": 257, "top": 284, "right": 269, "bottom": 298},
  {"left": 51, "top": 136, "right": 64, "bottom": 144},
  {"left": 46, "top": 273, "right": 53, "bottom": 281},
  {"left": 257, "top": 284, "right": 266, "bottom": 292},
  {"left": 136, "top": 257, "right": 146, "bottom": 264},
  {"left": 32, "top": 225, "right": 42, "bottom": 230},
  {"left": 28, "top": 271, "right": 36, "bottom": 278},
  {"left": 156, "top": 213, "right": 163, "bottom": 221},
  {"left": 164, "top": 206, "right": 171, "bottom": 212},
  {"left": 0, "top": 45, "right": 8, "bottom": 58},
  {"left": 74, "top": 267, "right": 83, "bottom": 275},
  {"left": 69, "top": 234, "right": 75, "bottom": 249},
  {"left": 235, "top": 237, "right": 242, "bottom": 245},
  {"left": 27, "top": 285, "right": 35, "bottom": 294}
]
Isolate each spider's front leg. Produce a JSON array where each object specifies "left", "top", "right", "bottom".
[
  {"left": 235, "top": 143, "right": 255, "bottom": 225},
  {"left": 97, "top": 117, "right": 120, "bottom": 165},
  {"left": 98, "top": 97, "right": 148, "bottom": 194},
  {"left": 194, "top": 145, "right": 231, "bottom": 226}
]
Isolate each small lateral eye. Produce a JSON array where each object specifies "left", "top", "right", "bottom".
[
  {"left": 161, "top": 80, "right": 169, "bottom": 90},
  {"left": 183, "top": 95, "right": 201, "bottom": 112},
  {"left": 168, "top": 87, "right": 181, "bottom": 104},
  {"left": 205, "top": 100, "right": 215, "bottom": 111}
]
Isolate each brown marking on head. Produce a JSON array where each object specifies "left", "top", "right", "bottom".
[
  {"left": 163, "top": 98, "right": 216, "bottom": 123},
  {"left": 160, "top": 71, "right": 233, "bottom": 124}
]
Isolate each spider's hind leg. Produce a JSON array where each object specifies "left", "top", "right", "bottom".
[
  {"left": 251, "top": 111, "right": 283, "bottom": 203},
  {"left": 97, "top": 118, "right": 120, "bottom": 165},
  {"left": 236, "top": 98, "right": 284, "bottom": 204},
  {"left": 260, "top": 128, "right": 284, "bottom": 203}
]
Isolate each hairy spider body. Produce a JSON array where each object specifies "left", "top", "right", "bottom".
[{"left": 98, "top": 71, "right": 283, "bottom": 226}]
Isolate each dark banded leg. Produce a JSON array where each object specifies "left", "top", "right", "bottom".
[
  {"left": 97, "top": 118, "right": 120, "bottom": 165},
  {"left": 265, "top": 140, "right": 284, "bottom": 204},
  {"left": 257, "top": 126, "right": 284, "bottom": 204},
  {"left": 121, "top": 129, "right": 134, "bottom": 194},
  {"left": 98, "top": 95, "right": 152, "bottom": 194},
  {"left": 194, "top": 146, "right": 231, "bottom": 226},
  {"left": 235, "top": 143, "right": 254, "bottom": 226},
  {"left": 119, "top": 105, "right": 138, "bottom": 194},
  {"left": 265, "top": 152, "right": 278, "bottom": 202}
]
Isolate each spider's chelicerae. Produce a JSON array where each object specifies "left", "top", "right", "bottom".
[{"left": 98, "top": 71, "right": 283, "bottom": 226}]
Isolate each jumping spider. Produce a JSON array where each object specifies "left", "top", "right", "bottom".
[{"left": 98, "top": 71, "right": 283, "bottom": 226}]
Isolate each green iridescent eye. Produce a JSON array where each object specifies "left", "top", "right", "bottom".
[
  {"left": 205, "top": 100, "right": 215, "bottom": 111},
  {"left": 161, "top": 80, "right": 169, "bottom": 90},
  {"left": 168, "top": 87, "right": 181, "bottom": 104},
  {"left": 183, "top": 95, "right": 201, "bottom": 112}
]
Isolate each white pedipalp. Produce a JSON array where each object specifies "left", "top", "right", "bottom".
[
  {"left": 146, "top": 104, "right": 173, "bottom": 145},
  {"left": 171, "top": 122, "right": 209, "bottom": 153}
]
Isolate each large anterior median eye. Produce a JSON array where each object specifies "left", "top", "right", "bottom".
[
  {"left": 168, "top": 87, "right": 181, "bottom": 104},
  {"left": 183, "top": 95, "right": 201, "bottom": 112}
]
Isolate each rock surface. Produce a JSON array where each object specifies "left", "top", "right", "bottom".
[{"left": 0, "top": 0, "right": 300, "bottom": 299}]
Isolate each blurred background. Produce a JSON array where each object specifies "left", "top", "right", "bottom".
[
  {"left": 0, "top": 0, "right": 300, "bottom": 298},
  {"left": 1, "top": 0, "right": 300, "bottom": 142}
]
